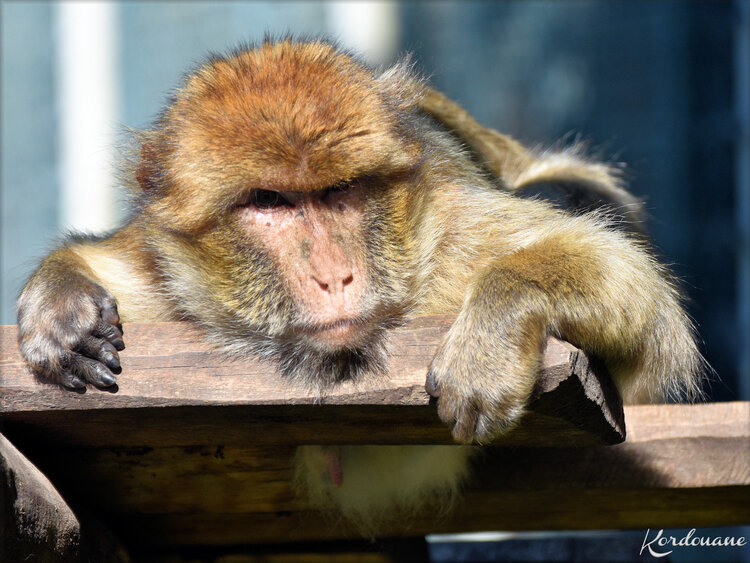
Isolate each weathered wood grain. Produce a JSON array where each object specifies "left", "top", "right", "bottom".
[
  {"left": 2, "top": 320, "right": 748, "bottom": 549},
  {"left": 8, "top": 402, "right": 746, "bottom": 548},
  {"left": 0, "top": 433, "right": 130, "bottom": 562},
  {"left": 0, "top": 318, "right": 624, "bottom": 447},
  {"left": 0, "top": 433, "right": 82, "bottom": 560}
]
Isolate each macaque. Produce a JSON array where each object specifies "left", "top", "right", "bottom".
[{"left": 17, "top": 39, "right": 702, "bottom": 530}]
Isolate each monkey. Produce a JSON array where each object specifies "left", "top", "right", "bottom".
[{"left": 16, "top": 39, "right": 703, "bottom": 531}]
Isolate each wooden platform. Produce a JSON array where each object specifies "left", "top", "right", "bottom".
[{"left": 1, "top": 318, "right": 749, "bottom": 559}]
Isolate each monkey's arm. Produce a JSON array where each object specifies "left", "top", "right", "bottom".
[
  {"left": 425, "top": 210, "right": 702, "bottom": 443},
  {"left": 16, "top": 226, "right": 168, "bottom": 389}
]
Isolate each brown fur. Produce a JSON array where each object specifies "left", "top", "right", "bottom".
[{"left": 17, "top": 39, "right": 703, "bottom": 529}]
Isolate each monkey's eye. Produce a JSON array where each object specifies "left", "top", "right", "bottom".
[
  {"left": 324, "top": 180, "right": 353, "bottom": 198},
  {"left": 247, "top": 189, "right": 288, "bottom": 210}
]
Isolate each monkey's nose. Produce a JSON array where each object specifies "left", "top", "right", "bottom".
[{"left": 314, "top": 272, "right": 354, "bottom": 294}]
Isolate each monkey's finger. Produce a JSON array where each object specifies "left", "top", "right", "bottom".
[
  {"left": 93, "top": 320, "right": 125, "bottom": 350},
  {"left": 425, "top": 369, "right": 440, "bottom": 397},
  {"left": 436, "top": 396, "right": 458, "bottom": 428},
  {"left": 60, "top": 372, "right": 86, "bottom": 389},
  {"left": 69, "top": 355, "right": 117, "bottom": 387},
  {"left": 76, "top": 336, "right": 121, "bottom": 372},
  {"left": 96, "top": 296, "right": 121, "bottom": 327},
  {"left": 473, "top": 413, "right": 495, "bottom": 444},
  {"left": 451, "top": 404, "right": 479, "bottom": 444},
  {"left": 475, "top": 405, "right": 521, "bottom": 443}
]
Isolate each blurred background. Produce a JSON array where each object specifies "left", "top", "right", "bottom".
[{"left": 1, "top": 1, "right": 748, "bottom": 560}]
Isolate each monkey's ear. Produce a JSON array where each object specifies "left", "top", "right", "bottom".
[{"left": 376, "top": 56, "right": 426, "bottom": 113}]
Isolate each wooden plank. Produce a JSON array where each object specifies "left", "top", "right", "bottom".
[
  {"left": 0, "top": 433, "right": 129, "bottom": 562},
  {"left": 2, "top": 320, "right": 747, "bottom": 547},
  {"left": 113, "top": 488, "right": 750, "bottom": 547},
  {"left": 16, "top": 404, "right": 747, "bottom": 516},
  {"left": 6, "top": 402, "right": 748, "bottom": 547},
  {"left": 0, "top": 433, "right": 81, "bottom": 560},
  {"left": 133, "top": 539, "right": 428, "bottom": 563},
  {"left": 0, "top": 318, "right": 624, "bottom": 447}
]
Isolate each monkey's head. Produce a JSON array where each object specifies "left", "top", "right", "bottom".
[{"left": 134, "top": 40, "right": 427, "bottom": 387}]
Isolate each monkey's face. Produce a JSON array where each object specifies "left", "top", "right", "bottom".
[
  {"left": 234, "top": 180, "right": 373, "bottom": 350},
  {"left": 138, "top": 41, "right": 423, "bottom": 387},
  {"left": 147, "top": 177, "right": 416, "bottom": 389}
]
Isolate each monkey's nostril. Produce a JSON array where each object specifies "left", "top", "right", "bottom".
[{"left": 313, "top": 274, "right": 352, "bottom": 292}]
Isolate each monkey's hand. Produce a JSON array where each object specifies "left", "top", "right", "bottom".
[
  {"left": 426, "top": 265, "right": 546, "bottom": 443},
  {"left": 17, "top": 249, "right": 125, "bottom": 389}
]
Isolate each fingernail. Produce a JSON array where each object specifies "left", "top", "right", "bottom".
[
  {"left": 99, "top": 371, "right": 116, "bottom": 386},
  {"left": 63, "top": 374, "right": 85, "bottom": 389},
  {"left": 106, "top": 354, "right": 121, "bottom": 370}
]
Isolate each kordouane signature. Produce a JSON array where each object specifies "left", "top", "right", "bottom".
[{"left": 640, "top": 528, "right": 747, "bottom": 558}]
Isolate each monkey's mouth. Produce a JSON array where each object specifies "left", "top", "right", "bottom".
[{"left": 302, "top": 317, "right": 371, "bottom": 348}]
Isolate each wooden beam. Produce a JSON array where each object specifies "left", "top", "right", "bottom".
[
  {"left": 0, "top": 318, "right": 624, "bottom": 447},
  {"left": 0, "top": 433, "right": 129, "bottom": 562},
  {"left": 1, "top": 320, "right": 748, "bottom": 548},
  {"left": 4, "top": 403, "right": 748, "bottom": 547},
  {"left": 0, "top": 433, "right": 81, "bottom": 561}
]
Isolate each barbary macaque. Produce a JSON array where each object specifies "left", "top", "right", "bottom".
[{"left": 17, "top": 40, "right": 702, "bottom": 529}]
